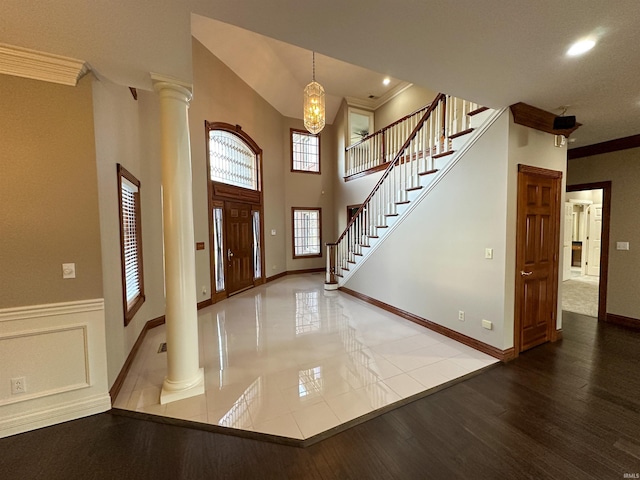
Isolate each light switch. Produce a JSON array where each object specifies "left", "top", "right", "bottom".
[
  {"left": 482, "top": 319, "right": 493, "bottom": 330},
  {"left": 616, "top": 242, "right": 630, "bottom": 251},
  {"left": 485, "top": 248, "right": 493, "bottom": 259},
  {"left": 271, "top": 229, "right": 276, "bottom": 236},
  {"left": 62, "top": 263, "right": 76, "bottom": 279}
]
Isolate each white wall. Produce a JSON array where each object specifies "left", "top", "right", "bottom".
[
  {"left": 344, "top": 111, "right": 511, "bottom": 349},
  {"left": 92, "top": 78, "right": 166, "bottom": 386},
  {"left": 344, "top": 111, "right": 568, "bottom": 351}
]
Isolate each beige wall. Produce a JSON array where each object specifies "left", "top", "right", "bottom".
[
  {"left": 0, "top": 74, "right": 103, "bottom": 308},
  {"left": 283, "top": 117, "right": 336, "bottom": 271},
  {"left": 567, "top": 148, "right": 640, "bottom": 319},
  {"left": 374, "top": 85, "right": 438, "bottom": 131}
]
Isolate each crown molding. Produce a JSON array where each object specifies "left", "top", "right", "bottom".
[
  {"left": 0, "top": 43, "right": 89, "bottom": 86},
  {"left": 345, "top": 82, "right": 413, "bottom": 111}
]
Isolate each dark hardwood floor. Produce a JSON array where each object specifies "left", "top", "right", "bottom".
[{"left": 2, "top": 311, "right": 640, "bottom": 479}]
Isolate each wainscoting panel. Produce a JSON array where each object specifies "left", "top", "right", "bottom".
[{"left": 0, "top": 299, "right": 111, "bottom": 438}]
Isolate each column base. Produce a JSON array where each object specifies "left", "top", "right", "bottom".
[
  {"left": 160, "top": 368, "right": 205, "bottom": 405},
  {"left": 324, "top": 282, "right": 339, "bottom": 291}
]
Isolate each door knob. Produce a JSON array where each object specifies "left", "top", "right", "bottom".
[
  {"left": 227, "top": 248, "right": 234, "bottom": 261},
  {"left": 520, "top": 270, "right": 533, "bottom": 276}
]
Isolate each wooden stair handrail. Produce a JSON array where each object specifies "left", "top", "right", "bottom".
[
  {"left": 345, "top": 102, "right": 433, "bottom": 152},
  {"left": 334, "top": 93, "right": 446, "bottom": 245}
]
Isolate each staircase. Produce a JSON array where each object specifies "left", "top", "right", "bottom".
[{"left": 325, "top": 93, "right": 504, "bottom": 289}]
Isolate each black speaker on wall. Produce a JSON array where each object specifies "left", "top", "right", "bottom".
[{"left": 553, "top": 115, "right": 576, "bottom": 130}]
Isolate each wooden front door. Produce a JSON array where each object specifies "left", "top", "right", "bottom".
[
  {"left": 515, "top": 165, "right": 562, "bottom": 353},
  {"left": 225, "top": 202, "right": 254, "bottom": 295}
]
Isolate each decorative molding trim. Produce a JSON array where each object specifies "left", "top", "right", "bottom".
[
  {"left": 345, "top": 82, "right": 413, "bottom": 111},
  {"left": 0, "top": 43, "right": 89, "bottom": 86},
  {"left": 150, "top": 72, "right": 193, "bottom": 96},
  {"left": 0, "top": 325, "right": 90, "bottom": 406},
  {"left": 0, "top": 393, "right": 111, "bottom": 439},
  {"left": 0, "top": 299, "right": 104, "bottom": 323},
  {"left": 340, "top": 287, "right": 513, "bottom": 362},
  {"left": 567, "top": 133, "right": 640, "bottom": 160},
  {"left": 606, "top": 313, "right": 640, "bottom": 330},
  {"left": 556, "top": 329, "right": 563, "bottom": 341}
]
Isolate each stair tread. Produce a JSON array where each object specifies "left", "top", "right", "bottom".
[
  {"left": 368, "top": 235, "right": 379, "bottom": 239},
  {"left": 419, "top": 169, "right": 439, "bottom": 176},
  {"left": 468, "top": 106, "right": 489, "bottom": 116},
  {"left": 384, "top": 213, "right": 399, "bottom": 217},
  {"left": 406, "top": 186, "right": 423, "bottom": 191},
  {"left": 395, "top": 200, "right": 410, "bottom": 205},
  {"left": 376, "top": 225, "right": 388, "bottom": 229},
  {"left": 433, "top": 150, "right": 454, "bottom": 159},
  {"left": 449, "top": 128, "right": 474, "bottom": 139}
]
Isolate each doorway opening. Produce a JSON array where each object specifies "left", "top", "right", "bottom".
[{"left": 564, "top": 182, "right": 611, "bottom": 321}]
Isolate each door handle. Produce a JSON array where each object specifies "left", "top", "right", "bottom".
[
  {"left": 520, "top": 270, "right": 533, "bottom": 276},
  {"left": 227, "top": 248, "right": 234, "bottom": 261}
]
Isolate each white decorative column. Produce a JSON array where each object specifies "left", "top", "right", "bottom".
[{"left": 151, "top": 73, "right": 204, "bottom": 404}]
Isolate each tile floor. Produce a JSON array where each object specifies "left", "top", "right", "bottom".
[{"left": 113, "top": 274, "right": 498, "bottom": 440}]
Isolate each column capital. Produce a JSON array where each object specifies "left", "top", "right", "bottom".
[{"left": 150, "top": 72, "right": 193, "bottom": 102}]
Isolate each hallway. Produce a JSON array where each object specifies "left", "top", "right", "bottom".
[{"left": 113, "top": 274, "right": 498, "bottom": 441}]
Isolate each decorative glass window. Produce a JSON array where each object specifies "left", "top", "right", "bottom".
[
  {"left": 117, "top": 164, "right": 145, "bottom": 325},
  {"left": 209, "top": 130, "right": 258, "bottom": 190},
  {"left": 292, "top": 208, "right": 322, "bottom": 258},
  {"left": 213, "top": 207, "right": 225, "bottom": 292},
  {"left": 291, "top": 129, "right": 320, "bottom": 173},
  {"left": 252, "top": 211, "right": 262, "bottom": 279}
]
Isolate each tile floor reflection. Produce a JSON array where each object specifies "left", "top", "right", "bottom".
[{"left": 113, "top": 274, "right": 498, "bottom": 440}]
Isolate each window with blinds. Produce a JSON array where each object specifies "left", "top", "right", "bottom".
[
  {"left": 292, "top": 208, "right": 322, "bottom": 258},
  {"left": 117, "top": 164, "right": 145, "bottom": 325},
  {"left": 291, "top": 129, "right": 320, "bottom": 173}
]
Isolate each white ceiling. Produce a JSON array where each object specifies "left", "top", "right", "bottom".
[
  {"left": 191, "top": 15, "right": 411, "bottom": 125},
  {"left": 2, "top": 0, "right": 640, "bottom": 148}
]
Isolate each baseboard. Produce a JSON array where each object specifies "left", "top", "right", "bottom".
[
  {"left": 0, "top": 394, "right": 111, "bottom": 439},
  {"left": 266, "top": 268, "right": 325, "bottom": 283},
  {"left": 606, "top": 313, "right": 640, "bottom": 329},
  {"left": 197, "top": 299, "right": 212, "bottom": 310},
  {"left": 339, "top": 286, "right": 513, "bottom": 362},
  {"left": 266, "top": 271, "right": 287, "bottom": 283},
  {"left": 109, "top": 315, "right": 165, "bottom": 402},
  {"left": 556, "top": 328, "right": 563, "bottom": 341}
]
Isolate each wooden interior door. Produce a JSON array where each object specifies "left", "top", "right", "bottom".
[
  {"left": 225, "top": 202, "right": 254, "bottom": 295},
  {"left": 515, "top": 165, "right": 561, "bottom": 353},
  {"left": 587, "top": 204, "right": 602, "bottom": 276}
]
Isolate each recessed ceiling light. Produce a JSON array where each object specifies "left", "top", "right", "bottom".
[
  {"left": 567, "top": 38, "right": 596, "bottom": 56},
  {"left": 382, "top": 77, "right": 390, "bottom": 86}
]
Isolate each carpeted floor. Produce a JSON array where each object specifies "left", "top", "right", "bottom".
[{"left": 562, "top": 276, "right": 599, "bottom": 317}]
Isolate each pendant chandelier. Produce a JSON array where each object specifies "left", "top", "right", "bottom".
[{"left": 303, "top": 52, "right": 325, "bottom": 134}]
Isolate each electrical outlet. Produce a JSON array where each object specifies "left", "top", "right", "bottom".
[
  {"left": 11, "top": 377, "right": 26, "bottom": 394},
  {"left": 458, "top": 310, "right": 465, "bottom": 321}
]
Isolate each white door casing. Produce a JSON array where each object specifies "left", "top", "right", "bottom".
[
  {"left": 563, "top": 202, "right": 573, "bottom": 281},
  {"left": 587, "top": 204, "right": 602, "bottom": 276}
]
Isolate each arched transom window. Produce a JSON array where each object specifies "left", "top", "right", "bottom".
[{"left": 208, "top": 129, "right": 259, "bottom": 190}]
